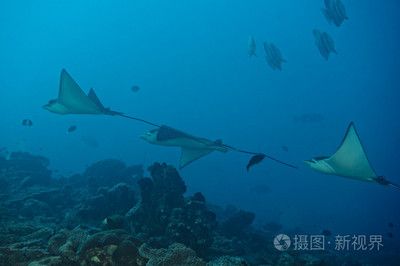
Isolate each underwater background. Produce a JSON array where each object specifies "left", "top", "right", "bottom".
[{"left": 1, "top": 0, "right": 399, "bottom": 265}]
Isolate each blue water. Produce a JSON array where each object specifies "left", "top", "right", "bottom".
[{"left": 1, "top": 0, "right": 399, "bottom": 256}]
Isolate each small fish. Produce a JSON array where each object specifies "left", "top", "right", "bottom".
[
  {"left": 102, "top": 214, "right": 125, "bottom": 230},
  {"left": 131, "top": 85, "right": 140, "bottom": 93},
  {"left": 313, "top": 29, "right": 337, "bottom": 60},
  {"left": 22, "top": 119, "right": 33, "bottom": 127},
  {"left": 281, "top": 146, "right": 289, "bottom": 152},
  {"left": 387, "top": 232, "right": 394, "bottom": 238},
  {"left": 388, "top": 222, "right": 394, "bottom": 228},
  {"left": 322, "top": 0, "right": 348, "bottom": 27},
  {"left": 68, "top": 125, "right": 77, "bottom": 133},
  {"left": 248, "top": 35, "right": 257, "bottom": 57},
  {"left": 263, "top": 42, "right": 286, "bottom": 71},
  {"left": 246, "top": 154, "right": 266, "bottom": 171}
]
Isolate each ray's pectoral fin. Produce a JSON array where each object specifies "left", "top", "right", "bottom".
[
  {"left": 323, "top": 122, "right": 377, "bottom": 181},
  {"left": 179, "top": 148, "right": 214, "bottom": 169},
  {"left": 87, "top": 88, "right": 122, "bottom": 116},
  {"left": 58, "top": 69, "right": 103, "bottom": 114},
  {"left": 305, "top": 122, "right": 380, "bottom": 182},
  {"left": 88, "top": 88, "right": 106, "bottom": 110}
]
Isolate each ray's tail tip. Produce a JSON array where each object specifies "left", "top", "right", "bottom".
[{"left": 389, "top": 182, "right": 400, "bottom": 191}]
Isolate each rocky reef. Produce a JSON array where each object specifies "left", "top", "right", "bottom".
[
  {"left": 127, "top": 163, "right": 217, "bottom": 257},
  {"left": 0, "top": 152, "right": 373, "bottom": 265}
]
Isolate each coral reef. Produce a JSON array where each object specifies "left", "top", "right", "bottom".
[
  {"left": 0, "top": 152, "right": 52, "bottom": 194},
  {"left": 0, "top": 152, "right": 371, "bottom": 265},
  {"left": 127, "top": 163, "right": 217, "bottom": 256},
  {"left": 75, "top": 182, "right": 136, "bottom": 222},
  {"left": 220, "top": 209, "right": 255, "bottom": 238},
  {"left": 207, "top": 256, "right": 248, "bottom": 266},
  {"left": 139, "top": 243, "right": 205, "bottom": 266},
  {"left": 83, "top": 159, "right": 143, "bottom": 190}
]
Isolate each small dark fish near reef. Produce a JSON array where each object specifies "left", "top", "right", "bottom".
[
  {"left": 246, "top": 154, "right": 266, "bottom": 171},
  {"left": 22, "top": 119, "right": 33, "bottom": 127},
  {"left": 102, "top": 214, "right": 125, "bottom": 230},
  {"left": 68, "top": 125, "right": 77, "bottom": 133},
  {"left": 131, "top": 85, "right": 140, "bottom": 93}
]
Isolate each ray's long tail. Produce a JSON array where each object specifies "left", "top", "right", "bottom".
[
  {"left": 389, "top": 182, "right": 400, "bottom": 190},
  {"left": 114, "top": 112, "right": 297, "bottom": 170},
  {"left": 115, "top": 113, "right": 161, "bottom": 127},
  {"left": 222, "top": 144, "right": 298, "bottom": 170},
  {"left": 374, "top": 176, "right": 400, "bottom": 191}
]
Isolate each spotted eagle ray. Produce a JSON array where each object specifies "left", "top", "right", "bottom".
[
  {"left": 141, "top": 125, "right": 297, "bottom": 170},
  {"left": 43, "top": 69, "right": 159, "bottom": 126},
  {"left": 305, "top": 122, "right": 399, "bottom": 190}
]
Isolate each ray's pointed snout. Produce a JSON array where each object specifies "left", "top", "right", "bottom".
[
  {"left": 140, "top": 131, "right": 153, "bottom": 141},
  {"left": 43, "top": 99, "right": 56, "bottom": 109}
]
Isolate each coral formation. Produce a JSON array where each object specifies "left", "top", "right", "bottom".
[
  {"left": 0, "top": 153, "right": 370, "bottom": 265},
  {"left": 139, "top": 243, "right": 206, "bottom": 266}
]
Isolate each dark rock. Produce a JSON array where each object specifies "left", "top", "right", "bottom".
[
  {"left": 76, "top": 230, "right": 142, "bottom": 265},
  {"left": 0, "top": 246, "right": 49, "bottom": 265},
  {"left": 84, "top": 159, "right": 142, "bottom": 190},
  {"left": 276, "top": 252, "right": 294, "bottom": 266},
  {"left": 192, "top": 192, "right": 206, "bottom": 202},
  {"left": 20, "top": 199, "right": 51, "bottom": 218},
  {"left": 21, "top": 227, "right": 54, "bottom": 243},
  {"left": 220, "top": 210, "right": 255, "bottom": 238},
  {"left": 48, "top": 231, "right": 68, "bottom": 255},
  {"left": 127, "top": 163, "right": 216, "bottom": 256},
  {"left": 47, "top": 226, "right": 91, "bottom": 263},
  {"left": 165, "top": 197, "right": 217, "bottom": 256},
  {"left": 0, "top": 152, "right": 52, "bottom": 193},
  {"left": 127, "top": 163, "right": 186, "bottom": 236},
  {"left": 112, "top": 240, "right": 140, "bottom": 265},
  {"left": 78, "top": 229, "right": 137, "bottom": 256},
  {"left": 76, "top": 182, "right": 136, "bottom": 221}
]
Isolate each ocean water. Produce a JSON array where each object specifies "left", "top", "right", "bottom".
[{"left": 1, "top": 0, "right": 399, "bottom": 265}]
